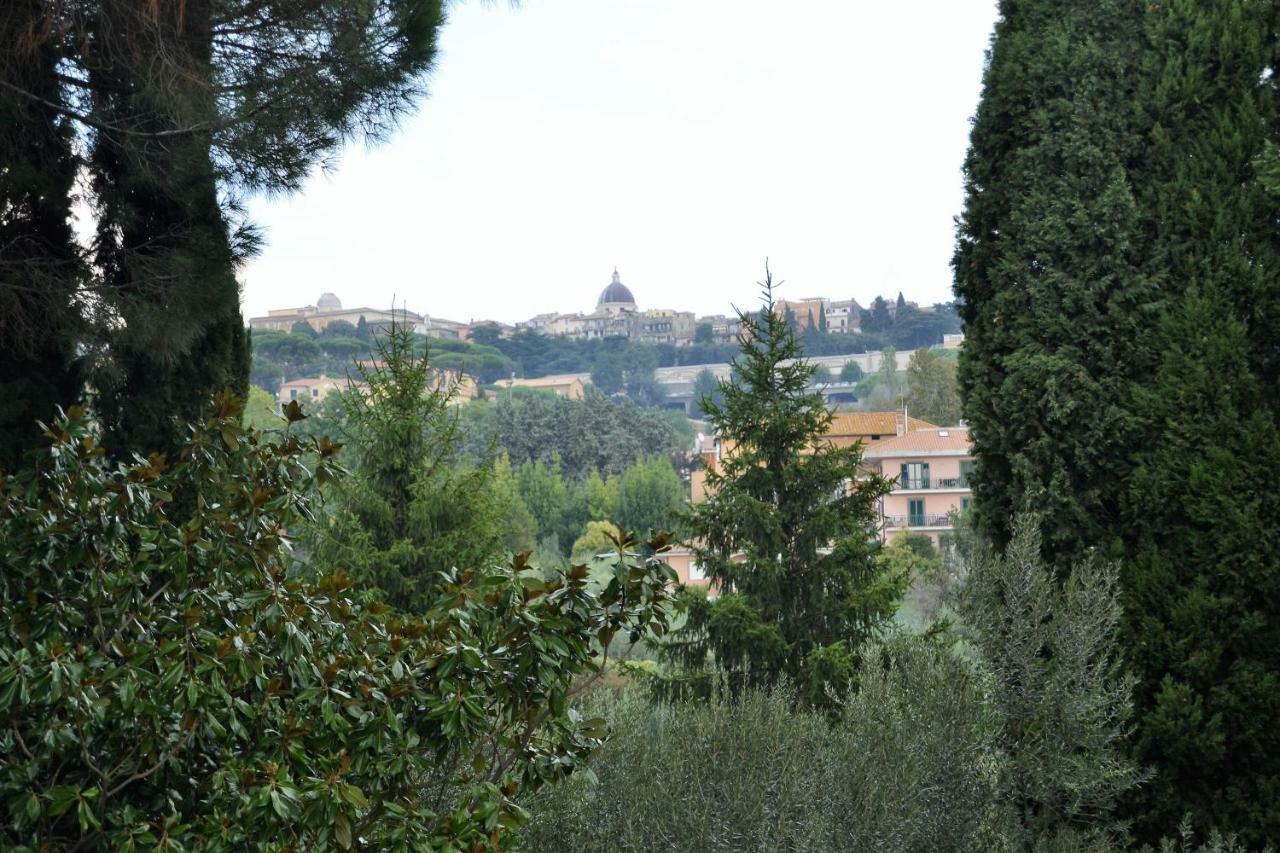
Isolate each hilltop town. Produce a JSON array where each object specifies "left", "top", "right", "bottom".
[{"left": 248, "top": 268, "right": 960, "bottom": 348}]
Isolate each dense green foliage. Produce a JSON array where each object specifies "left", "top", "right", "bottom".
[
  {"left": 1123, "top": 293, "right": 1280, "bottom": 842},
  {"left": 2, "top": 0, "right": 447, "bottom": 461},
  {"left": 0, "top": 2, "right": 87, "bottom": 473},
  {"left": 309, "top": 325, "right": 510, "bottom": 613},
  {"left": 520, "top": 640, "right": 1008, "bottom": 852},
  {"left": 905, "top": 348, "right": 961, "bottom": 426},
  {"left": 87, "top": 0, "right": 250, "bottom": 460},
  {"left": 0, "top": 400, "right": 678, "bottom": 849},
  {"left": 1119, "top": 4, "right": 1280, "bottom": 843},
  {"left": 668, "top": 274, "right": 901, "bottom": 703},
  {"left": 251, "top": 329, "right": 515, "bottom": 391},
  {"left": 615, "top": 455, "right": 687, "bottom": 541},
  {"left": 954, "top": 0, "right": 1153, "bottom": 557},
  {"left": 960, "top": 516, "right": 1144, "bottom": 848},
  {"left": 524, "top": 514, "right": 1145, "bottom": 852},
  {"left": 956, "top": 1, "right": 1280, "bottom": 843},
  {"left": 458, "top": 387, "right": 691, "bottom": 479}
]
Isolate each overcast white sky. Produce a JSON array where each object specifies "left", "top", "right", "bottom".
[{"left": 239, "top": 0, "right": 999, "bottom": 325}]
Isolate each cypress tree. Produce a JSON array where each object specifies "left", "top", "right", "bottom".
[
  {"left": 0, "top": 3, "right": 87, "bottom": 470},
  {"left": 953, "top": 0, "right": 1156, "bottom": 557},
  {"left": 1133, "top": 0, "right": 1280, "bottom": 400},
  {"left": 670, "top": 270, "right": 901, "bottom": 704},
  {"left": 1123, "top": 292, "right": 1280, "bottom": 844},
  {"left": 958, "top": 1, "right": 1280, "bottom": 842},
  {"left": 1119, "top": 2, "right": 1280, "bottom": 842}
]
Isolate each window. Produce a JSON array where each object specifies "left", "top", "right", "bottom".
[
  {"left": 960, "top": 460, "right": 976, "bottom": 487},
  {"left": 962, "top": 497, "right": 973, "bottom": 512},
  {"left": 908, "top": 498, "right": 926, "bottom": 527},
  {"left": 688, "top": 561, "right": 707, "bottom": 582},
  {"left": 289, "top": 389, "right": 298, "bottom": 400},
  {"left": 899, "top": 462, "right": 930, "bottom": 489},
  {"left": 312, "top": 388, "right": 320, "bottom": 398}
]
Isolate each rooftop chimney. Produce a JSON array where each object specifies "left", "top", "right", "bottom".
[{"left": 895, "top": 410, "right": 907, "bottom": 437}]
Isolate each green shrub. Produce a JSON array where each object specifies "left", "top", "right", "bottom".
[
  {"left": 960, "top": 514, "right": 1145, "bottom": 849},
  {"left": 0, "top": 399, "right": 677, "bottom": 849},
  {"left": 519, "top": 637, "right": 1012, "bottom": 852}
]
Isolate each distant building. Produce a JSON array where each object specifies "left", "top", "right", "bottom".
[
  {"left": 824, "top": 298, "right": 862, "bottom": 334},
  {"left": 861, "top": 426, "right": 974, "bottom": 546},
  {"left": 249, "top": 293, "right": 422, "bottom": 335},
  {"left": 277, "top": 374, "right": 364, "bottom": 405},
  {"left": 825, "top": 411, "right": 936, "bottom": 447},
  {"left": 636, "top": 308, "right": 696, "bottom": 344},
  {"left": 492, "top": 375, "right": 587, "bottom": 400},
  {"left": 775, "top": 297, "right": 828, "bottom": 331},
  {"left": 690, "top": 411, "right": 969, "bottom": 547},
  {"left": 416, "top": 315, "right": 470, "bottom": 340},
  {"left": 278, "top": 369, "right": 477, "bottom": 407},
  {"left": 514, "top": 270, "right": 733, "bottom": 347},
  {"left": 655, "top": 547, "right": 716, "bottom": 596},
  {"left": 597, "top": 269, "right": 638, "bottom": 316},
  {"left": 942, "top": 333, "right": 965, "bottom": 349}
]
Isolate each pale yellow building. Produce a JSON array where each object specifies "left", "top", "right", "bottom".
[
  {"left": 250, "top": 293, "right": 422, "bottom": 334},
  {"left": 492, "top": 375, "right": 587, "bottom": 400}
]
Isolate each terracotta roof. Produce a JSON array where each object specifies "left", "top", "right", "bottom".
[
  {"left": 827, "top": 412, "right": 935, "bottom": 441},
  {"left": 862, "top": 427, "right": 972, "bottom": 456}
]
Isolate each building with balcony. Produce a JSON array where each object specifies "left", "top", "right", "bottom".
[{"left": 861, "top": 426, "right": 973, "bottom": 545}]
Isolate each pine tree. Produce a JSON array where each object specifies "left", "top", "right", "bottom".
[
  {"left": 2, "top": 0, "right": 447, "bottom": 460},
  {"left": 953, "top": 0, "right": 1155, "bottom": 557},
  {"left": 671, "top": 270, "right": 901, "bottom": 703},
  {"left": 0, "top": 3, "right": 87, "bottom": 471}
]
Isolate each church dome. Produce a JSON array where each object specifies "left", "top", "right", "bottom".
[
  {"left": 597, "top": 269, "right": 635, "bottom": 307},
  {"left": 317, "top": 292, "right": 343, "bottom": 311}
]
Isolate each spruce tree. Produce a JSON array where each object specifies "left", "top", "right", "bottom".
[
  {"left": 311, "top": 324, "right": 507, "bottom": 613},
  {"left": 671, "top": 270, "right": 901, "bottom": 703},
  {"left": 0, "top": 2, "right": 87, "bottom": 471},
  {"left": 953, "top": 0, "right": 1155, "bottom": 557}
]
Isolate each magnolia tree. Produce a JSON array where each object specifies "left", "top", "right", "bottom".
[{"left": 0, "top": 398, "right": 676, "bottom": 849}]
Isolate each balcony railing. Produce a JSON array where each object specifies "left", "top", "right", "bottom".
[
  {"left": 895, "top": 476, "right": 970, "bottom": 491},
  {"left": 884, "top": 513, "right": 954, "bottom": 529}
]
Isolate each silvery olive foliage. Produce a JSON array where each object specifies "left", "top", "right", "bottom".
[
  {"left": 960, "top": 513, "right": 1146, "bottom": 850},
  {"left": 0, "top": 397, "right": 677, "bottom": 850},
  {"left": 519, "top": 638, "right": 1012, "bottom": 852}
]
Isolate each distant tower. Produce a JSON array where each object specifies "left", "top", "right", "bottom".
[{"left": 596, "top": 268, "right": 637, "bottom": 315}]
